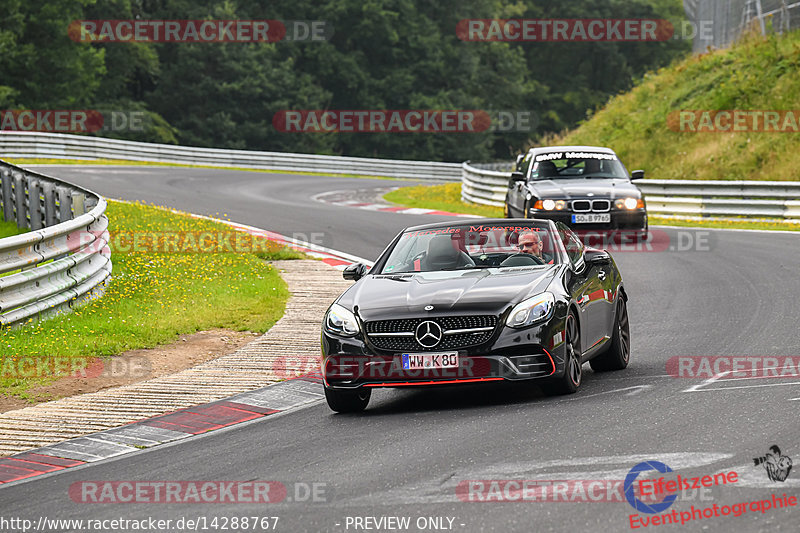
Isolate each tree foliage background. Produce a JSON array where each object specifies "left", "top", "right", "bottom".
[{"left": 0, "top": 0, "right": 689, "bottom": 161}]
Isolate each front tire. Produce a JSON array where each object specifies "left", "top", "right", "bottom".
[
  {"left": 324, "top": 387, "right": 371, "bottom": 413},
  {"left": 590, "top": 297, "right": 630, "bottom": 372},
  {"left": 543, "top": 313, "right": 582, "bottom": 395}
]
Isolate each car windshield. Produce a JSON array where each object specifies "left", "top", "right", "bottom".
[
  {"left": 378, "top": 222, "right": 562, "bottom": 274},
  {"left": 530, "top": 151, "right": 628, "bottom": 180}
]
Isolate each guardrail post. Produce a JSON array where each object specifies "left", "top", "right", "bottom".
[
  {"left": 56, "top": 186, "right": 72, "bottom": 222},
  {"left": 41, "top": 182, "right": 57, "bottom": 226},
  {"left": 72, "top": 192, "right": 86, "bottom": 216},
  {"left": 29, "top": 180, "right": 44, "bottom": 230},
  {"left": 13, "top": 173, "right": 27, "bottom": 228},
  {"left": 1, "top": 169, "right": 12, "bottom": 222}
]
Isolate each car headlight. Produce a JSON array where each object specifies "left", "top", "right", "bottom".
[
  {"left": 506, "top": 292, "right": 555, "bottom": 328},
  {"left": 534, "top": 200, "right": 567, "bottom": 211},
  {"left": 615, "top": 197, "right": 645, "bottom": 210},
  {"left": 325, "top": 304, "right": 360, "bottom": 336}
]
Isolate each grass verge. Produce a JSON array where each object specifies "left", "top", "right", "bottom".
[
  {"left": 382, "top": 183, "right": 800, "bottom": 232},
  {"left": 5, "top": 157, "right": 418, "bottom": 182},
  {"left": 0, "top": 200, "right": 306, "bottom": 399},
  {"left": 0, "top": 220, "right": 27, "bottom": 239},
  {"left": 547, "top": 30, "right": 800, "bottom": 181},
  {"left": 383, "top": 183, "right": 503, "bottom": 218}
]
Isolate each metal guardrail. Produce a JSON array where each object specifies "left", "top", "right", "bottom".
[
  {"left": 461, "top": 161, "right": 800, "bottom": 219},
  {"left": 461, "top": 162, "right": 512, "bottom": 207},
  {"left": 0, "top": 160, "right": 111, "bottom": 327},
  {"left": 0, "top": 131, "right": 462, "bottom": 181}
]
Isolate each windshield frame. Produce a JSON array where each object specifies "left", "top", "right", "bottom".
[
  {"left": 372, "top": 221, "right": 565, "bottom": 275},
  {"left": 528, "top": 151, "right": 629, "bottom": 181}
]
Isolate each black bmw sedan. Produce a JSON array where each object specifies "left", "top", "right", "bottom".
[
  {"left": 321, "top": 219, "right": 630, "bottom": 412},
  {"left": 504, "top": 146, "right": 647, "bottom": 238}
]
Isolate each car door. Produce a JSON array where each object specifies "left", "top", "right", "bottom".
[
  {"left": 506, "top": 152, "right": 533, "bottom": 217},
  {"left": 592, "top": 252, "right": 618, "bottom": 344},
  {"left": 557, "top": 223, "right": 605, "bottom": 356}
]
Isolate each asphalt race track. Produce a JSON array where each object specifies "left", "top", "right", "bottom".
[{"left": 1, "top": 165, "right": 799, "bottom": 533}]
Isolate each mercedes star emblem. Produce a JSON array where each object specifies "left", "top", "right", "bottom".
[{"left": 415, "top": 320, "right": 443, "bottom": 348}]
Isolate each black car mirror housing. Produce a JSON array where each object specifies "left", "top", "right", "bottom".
[
  {"left": 343, "top": 263, "right": 367, "bottom": 281},
  {"left": 584, "top": 250, "right": 611, "bottom": 265},
  {"left": 630, "top": 169, "right": 645, "bottom": 180},
  {"left": 510, "top": 171, "right": 526, "bottom": 182}
]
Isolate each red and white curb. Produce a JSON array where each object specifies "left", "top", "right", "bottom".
[
  {"left": 0, "top": 209, "right": 366, "bottom": 487},
  {"left": 118, "top": 199, "right": 373, "bottom": 268},
  {"left": 221, "top": 219, "right": 373, "bottom": 269},
  {"left": 0, "top": 375, "right": 324, "bottom": 486},
  {"left": 175, "top": 209, "right": 373, "bottom": 269}
]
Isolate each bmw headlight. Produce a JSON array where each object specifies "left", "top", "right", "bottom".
[
  {"left": 506, "top": 292, "right": 555, "bottom": 328},
  {"left": 615, "top": 197, "right": 645, "bottom": 210},
  {"left": 535, "top": 199, "right": 567, "bottom": 211},
  {"left": 325, "top": 304, "right": 360, "bottom": 336}
]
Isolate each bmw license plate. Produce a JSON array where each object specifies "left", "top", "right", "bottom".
[
  {"left": 572, "top": 213, "right": 611, "bottom": 223},
  {"left": 402, "top": 352, "right": 459, "bottom": 370}
]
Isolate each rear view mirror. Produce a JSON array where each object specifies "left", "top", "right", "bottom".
[
  {"left": 343, "top": 263, "right": 367, "bottom": 281},
  {"left": 510, "top": 171, "right": 525, "bottom": 182},
  {"left": 630, "top": 170, "right": 645, "bottom": 180}
]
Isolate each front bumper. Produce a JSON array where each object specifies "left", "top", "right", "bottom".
[
  {"left": 527, "top": 208, "right": 647, "bottom": 232},
  {"left": 321, "top": 317, "right": 567, "bottom": 390}
]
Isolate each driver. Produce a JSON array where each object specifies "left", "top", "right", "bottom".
[{"left": 517, "top": 231, "right": 553, "bottom": 264}]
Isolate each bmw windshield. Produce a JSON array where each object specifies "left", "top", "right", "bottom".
[
  {"left": 378, "top": 221, "right": 563, "bottom": 274},
  {"left": 531, "top": 151, "right": 628, "bottom": 180}
]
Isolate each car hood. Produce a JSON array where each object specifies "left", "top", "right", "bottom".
[
  {"left": 527, "top": 178, "right": 640, "bottom": 199},
  {"left": 337, "top": 267, "right": 557, "bottom": 321}
]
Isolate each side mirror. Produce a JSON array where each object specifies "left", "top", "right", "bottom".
[
  {"left": 584, "top": 249, "right": 611, "bottom": 265},
  {"left": 510, "top": 171, "right": 526, "bottom": 182},
  {"left": 343, "top": 263, "right": 367, "bottom": 281},
  {"left": 630, "top": 170, "right": 645, "bottom": 180}
]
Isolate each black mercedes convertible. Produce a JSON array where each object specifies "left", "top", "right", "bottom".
[{"left": 321, "top": 219, "right": 630, "bottom": 412}]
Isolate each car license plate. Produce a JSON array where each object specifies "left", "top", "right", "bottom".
[
  {"left": 402, "top": 352, "right": 459, "bottom": 370},
  {"left": 572, "top": 213, "right": 611, "bottom": 223}
]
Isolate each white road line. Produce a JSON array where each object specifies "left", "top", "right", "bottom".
[
  {"left": 563, "top": 385, "right": 653, "bottom": 401},
  {"left": 682, "top": 371, "right": 731, "bottom": 392},
  {"left": 683, "top": 370, "right": 800, "bottom": 392}
]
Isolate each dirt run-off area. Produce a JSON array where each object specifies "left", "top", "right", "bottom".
[{"left": 0, "top": 329, "right": 260, "bottom": 413}]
